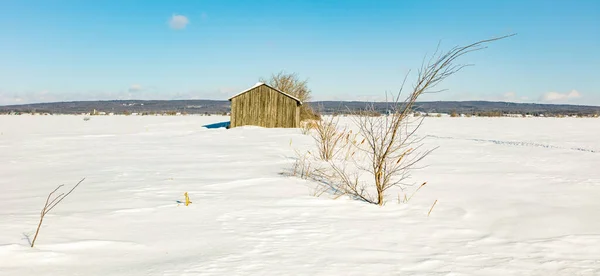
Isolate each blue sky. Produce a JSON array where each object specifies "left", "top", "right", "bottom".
[{"left": 0, "top": 0, "right": 599, "bottom": 105}]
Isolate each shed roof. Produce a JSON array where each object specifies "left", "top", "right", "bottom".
[{"left": 228, "top": 82, "right": 303, "bottom": 105}]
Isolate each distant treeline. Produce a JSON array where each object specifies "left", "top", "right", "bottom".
[
  {"left": 313, "top": 101, "right": 600, "bottom": 117},
  {"left": 1, "top": 100, "right": 599, "bottom": 117}
]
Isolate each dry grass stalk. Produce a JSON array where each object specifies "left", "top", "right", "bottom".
[
  {"left": 310, "top": 184, "right": 329, "bottom": 197},
  {"left": 401, "top": 182, "right": 427, "bottom": 203},
  {"left": 428, "top": 199, "right": 438, "bottom": 217},
  {"left": 31, "top": 178, "right": 85, "bottom": 247}
]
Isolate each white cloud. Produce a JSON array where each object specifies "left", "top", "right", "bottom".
[
  {"left": 129, "top": 84, "right": 143, "bottom": 92},
  {"left": 0, "top": 86, "right": 231, "bottom": 105},
  {"left": 217, "top": 87, "right": 240, "bottom": 95},
  {"left": 0, "top": 90, "right": 52, "bottom": 106},
  {"left": 502, "top": 92, "right": 516, "bottom": 101},
  {"left": 168, "top": 14, "right": 189, "bottom": 30},
  {"left": 540, "top": 90, "right": 581, "bottom": 102},
  {"left": 498, "top": 92, "right": 530, "bottom": 103},
  {"left": 324, "top": 94, "right": 387, "bottom": 102}
]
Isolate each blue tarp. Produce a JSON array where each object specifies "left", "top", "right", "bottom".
[{"left": 203, "top": 121, "right": 230, "bottom": 129}]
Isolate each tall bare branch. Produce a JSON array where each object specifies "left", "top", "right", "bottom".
[
  {"left": 31, "top": 178, "right": 85, "bottom": 247},
  {"left": 345, "top": 35, "right": 514, "bottom": 205}
]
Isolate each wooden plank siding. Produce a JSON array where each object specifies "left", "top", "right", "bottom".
[{"left": 229, "top": 84, "right": 301, "bottom": 128}]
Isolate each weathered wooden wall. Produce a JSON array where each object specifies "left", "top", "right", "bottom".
[{"left": 230, "top": 85, "right": 300, "bottom": 128}]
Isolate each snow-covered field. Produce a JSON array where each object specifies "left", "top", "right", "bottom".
[{"left": 1, "top": 115, "right": 599, "bottom": 275}]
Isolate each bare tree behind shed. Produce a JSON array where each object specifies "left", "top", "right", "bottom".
[{"left": 260, "top": 71, "right": 320, "bottom": 121}]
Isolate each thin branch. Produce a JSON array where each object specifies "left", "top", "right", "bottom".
[
  {"left": 31, "top": 178, "right": 86, "bottom": 247},
  {"left": 45, "top": 178, "right": 86, "bottom": 214}
]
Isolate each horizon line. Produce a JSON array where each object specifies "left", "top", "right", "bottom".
[{"left": 1, "top": 99, "right": 600, "bottom": 108}]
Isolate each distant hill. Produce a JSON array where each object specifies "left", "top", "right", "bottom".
[
  {"left": 1, "top": 99, "right": 599, "bottom": 117},
  {"left": 0, "top": 100, "right": 230, "bottom": 115},
  {"left": 314, "top": 101, "right": 600, "bottom": 116}
]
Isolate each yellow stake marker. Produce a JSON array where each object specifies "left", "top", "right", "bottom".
[{"left": 184, "top": 192, "right": 191, "bottom": 206}]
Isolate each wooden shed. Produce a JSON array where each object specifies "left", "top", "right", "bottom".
[{"left": 228, "top": 82, "right": 302, "bottom": 128}]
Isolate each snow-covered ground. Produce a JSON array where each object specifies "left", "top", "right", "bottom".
[{"left": 1, "top": 115, "right": 599, "bottom": 275}]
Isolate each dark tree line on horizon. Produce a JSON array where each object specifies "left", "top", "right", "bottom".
[{"left": 1, "top": 99, "right": 599, "bottom": 117}]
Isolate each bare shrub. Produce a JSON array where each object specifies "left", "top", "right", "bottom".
[
  {"left": 476, "top": 111, "right": 503, "bottom": 117},
  {"left": 31, "top": 178, "right": 85, "bottom": 247},
  {"left": 302, "top": 104, "right": 322, "bottom": 121},
  {"left": 288, "top": 149, "right": 339, "bottom": 198},
  {"left": 291, "top": 150, "right": 315, "bottom": 179},
  {"left": 311, "top": 116, "right": 350, "bottom": 161},
  {"left": 324, "top": 35, "right": 514, "bottom": 205},
  {"left": 300, "top": 120, "right": 317, "bottom": 135}
]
